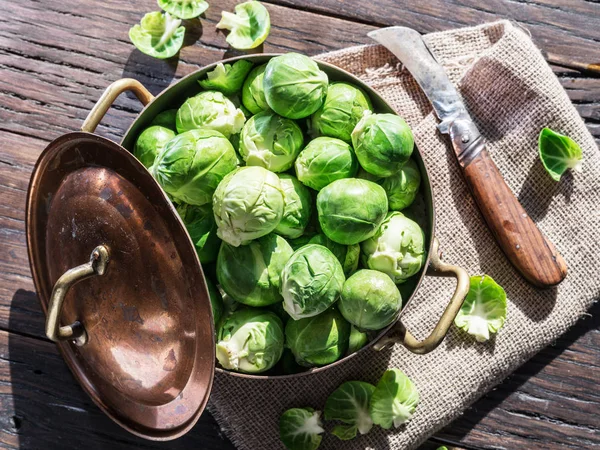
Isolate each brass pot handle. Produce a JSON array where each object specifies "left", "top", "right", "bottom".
[
  {"left": 373, "top": 237, "right": 470, "bottom": 354},
  {"left": 81, "top": 78, "right": 154, "bottom": 133},
  {"left": 46, "top": 246, "right": 109, "bottom": 346}
]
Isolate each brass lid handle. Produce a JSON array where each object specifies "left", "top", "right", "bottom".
[{"left": 45, "top": 246, "right": 109, "bottom": 346}]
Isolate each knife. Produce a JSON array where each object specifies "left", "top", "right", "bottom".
[{"left": 369, "top": 26, "right": 567, "bottom": 288}]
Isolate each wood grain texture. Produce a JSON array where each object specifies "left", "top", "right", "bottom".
[{"left": 0, "top": 0, "right": 598, "bottom": 449}]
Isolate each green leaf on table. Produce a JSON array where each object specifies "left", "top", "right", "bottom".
[
  {"left": 279, "top": 408, "right": 324, "bottom": 450},
  {"left": 331, "top": 424, "right": 357, "bottom": 440},
  {"left": 199, "top": 60, "right": 255, "bottom": 95},
  {"left": 538, "top": 127, "right": 583, "bottom": 181},
  {"left": 129, "top": 11, "right": 185, "bottom": 59},
  {"left": 157, "top": 0, "right": 209, "bottom": 19},
  {"left": 369, "top": 368, "right": 419, "bottom": 429},
  {"left": 217, "top": 1, "right": 270, "bottom": 50},
  {"left": 325, "top": 381, "right": 375, "bottom": 439}
]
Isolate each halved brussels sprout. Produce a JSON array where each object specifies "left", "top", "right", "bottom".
[
  {"left": 309, "top": 82, "right": 372, "bottom": 143},
  {"left": 133, "top": 125, "right": 176, "bottom": 168},
  {"left": 339, "top": 269, "right": 402, "bottom": 330},
  {"left": 205, "top": 277, "right": 223, "bottom": 327},
  {"left": 216, "top": 308, "right": 284, "bottom": 373},
  {"left": 264, "top": 53, "right": 328, "bottom": 119},
  {"left": 157, "top": 0, "right": 208, "bottom": 19},
  {"left": 176, "top": 90, "right": 245, "bottom": 137},
  {"left": 176, "top": 203, "right": 220, "bottom": 263},
  {"left": 380, "top": 158, "right": 421, "bottom": 211},
  {"left": 216, "top": 233, "right": 293, "bottom": 307},
  {"left": 361, "top": 212, "right": 426, "bottom": 284},
  {"left": 152, "top": 129, "right": 238, "bottom": 206},
  {"left": 242, "top": 64, "right": 269, "bottom": 114},
  {"left": 213, "top": 166, "right": 285, "bottom": 247},
  {"left": 538, "top": 127, "right": 583, "bottom": 181},
  {"left": 150, "top": 109, "right": 178, "bottom": 131},
  {"left": 295, "top": 137, "right": 358, "bottom": 191},
  {"left": 129, "top": 11, "right": 185, "bottom": 59},
  {"left": 217, "top": 1, "right": 270, "bottom": 50},
  {"left": 239, "top": 111, "right": 304, "bottom": 172},
  {"left": 198, "top": 60, "right": 254, "bottom": 95},
  {"left": 324, "top": 381, "right": 376, "bottom": 440},
  {"left": 369, "top": 368, "right": 419, "bottom": 429},
  {"left": 347, "top": 325, "right": 368, "bottom": 355},
  {"left": 279, "top": 408, "right": 324, "bottom": 450},
  {"left": 317, "top": 178, "right": 388, "bottom": 245},
  {"left": 352, "top": 112, "right": 414, "bottom": 177},
  {"left": 285, "top": 308, "right": 350, "bottom": 367},
  {"left": 308, "top": 234, "right": 359, "bottom": 276},
  {"left": 281, "top": 244, "right": 345, "bottom": 320},
  {"left": 276, "top": 174, "right": 313, "bottom": 239}
]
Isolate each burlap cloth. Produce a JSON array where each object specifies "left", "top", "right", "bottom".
[{"left": 207, "top": 20, "right": 600, "bottom": 449}]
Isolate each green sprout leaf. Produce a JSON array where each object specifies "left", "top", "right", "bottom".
[
  {"left": 129, "top": 11, "right": 185, "bottom": 59},
  {"left": 199, "top": 60, "right": 254, "bottom": 95},
  {"left": 325, "top": 381, "right": 376, "bottom": 440},
  {"left": 331, "top": 424, "right": 357, "bottom": 441},
  {"left": 538, "top": 127, "right": 583, "bottom": 181},
  {"left": 454, "top": 275, "right": 507, "bottom": 342},
  {"left": 217, "top": 1, "right": 270, "bottom": 50},
  {"left": 157, "top": 0, "right": 208, "bottom": 19},
  {"left": 369, "top": 368, "right": 419, "bottom": 429},
  {"left": 279, "top": 408, "right": 324, "bottom": 450}
]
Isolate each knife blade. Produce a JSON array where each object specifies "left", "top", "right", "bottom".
[{"left": 369, "top": 26, "right": 567, "bottom": 288}]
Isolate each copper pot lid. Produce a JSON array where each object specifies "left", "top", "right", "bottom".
[{"left": 25, "top": 132, "right": 215, "bottom": 440}]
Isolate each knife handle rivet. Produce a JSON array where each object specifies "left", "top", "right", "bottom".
[{"left": 461, "top": 134, "right": 470, "bottom": 143}]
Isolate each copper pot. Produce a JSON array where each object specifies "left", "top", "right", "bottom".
[{"left": 26, "top": 54, "right": 469, "bottom": 441}]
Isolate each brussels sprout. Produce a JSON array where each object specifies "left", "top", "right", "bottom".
[
  {"left": 285, "top": 308, "right": 350, "bottom": 367},
  {"left": 150, "top": 109, "right": 178, "bottom": 131},
  {"left": 281, "top": 244, "right": 345, "bottom": 320},
  {"left": 217, "top": 234, "right": 293, "bottom": 307},
  {"left": 276, "top": 174, "right": 313, "bottom": 239},
  {"left": 176, "top": 91, "right": 245, "bottom": 137},
  {"left": 176, "top": 203, "right": 220, "bottom": 263},
  {"left": 538, "top": 127, "right": 583, "bottom": 181},
  {"left": 242, "top": 64, "right": 269, "bottom": 114},
  {"left": 295, "top": 137, "right": 358, "bottom": 191},
  {"left": 198, "top": 60, "right": 254, "bottom": 95},
  {"left": 324, "top": 381, "right": 376, "bottom": 440},
  {"left": 352, "top": 112, "right": 414, "bottom": 177},
  {"left": 216, "top": 1, "right": 270, "bottom": 50},
  {"left": 309, "top": 83, "right": 372, "bottom": 143},
  {"left": 153, "top": 129, "right": 238, "bottom": 206},
  {"left": 370, "top": 368, "right": 419, "bottom": 429},
  {"left": 264, "top": 53, "right": 328, "bottom": 119},
  {"left": 216, "top": 308, "right": 284, "bottom": 373},
  {"left": 279, "top": 408, "right": 324, "bottom": 450},
  {"left": 213, "top": 166, "right": 285, "bottom": 247},
  {"left": 205, "top": 277, "right": 223, "bottom": 327},
  {"left": 308, "top": 234, "right": 359, "bottom": 276},
  {"left": 339, "top": 270, "right": 402, "bottom": 330},
  {"left": 133, "top": 125, "right": 176, "bottom": 168},
  {"left": 129, "top": 12, "right": 185, "bottom": 59},
  {"left": 361, "top": 212, "right": 426, "bottom": 284},
  {"left": 380, "top": 159, "right": 421, "bottom": 211},
  {"left": 316, "top": 179, "right": 388, "bottom": 245},
  {"left": 239, "top": 111, "right": 304, "bottom": 172},
  {"left": 347, "top": 325, "right": 368, "bottom": 355},
  {"left": 157, "top": 0, "right": 208, "bottom": 19},
  {"left": 454, "top": 275, "right": 507, "bottom": 342}
]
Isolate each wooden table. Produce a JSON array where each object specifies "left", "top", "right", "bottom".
[{"left": 1, "top": 1, "right": 599, "bottom": 449}]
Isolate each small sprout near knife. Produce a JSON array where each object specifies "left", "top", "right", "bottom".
[
  {"left": 217, "top": 1, "right": 271, "bottom": 50},
  {"left": 538, "top": 127, "right": 583, "bottom": 181}
]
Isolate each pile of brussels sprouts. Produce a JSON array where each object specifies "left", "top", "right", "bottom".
[{"left": 133, "top": 52, "right": 427, "bottom": 375}]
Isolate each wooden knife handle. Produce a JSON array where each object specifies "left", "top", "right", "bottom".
[{"left": 461, "top": 146, "right": 567, "bottom": 288}]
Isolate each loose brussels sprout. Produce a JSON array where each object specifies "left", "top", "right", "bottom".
[
  {"left": 295, "top": 137, "right": 358, "bottom": 191},
  {"left": 339, "top": 270, "right": 402, "bottom": 330},
  {"left": 369, "top": 368, "right": 419, "bottom": 429},
  {"left": 380, "top": 159, "right": 421, "bottom": 211},
  {"left": 152, "top": 129, "right": 238, "bottom": 206},
  {"left": 281, "top": 244, "right": 345, "bottom": 320},
  {"left": 242, "top": 64, "right": 269, "bottom": 114},
  {"left": 150, "top": 109, "right": 178, "bottom": 131},
  {"left": 129, "top": 12, "right": 185, "bottom": 59},
  {"left": 361, "top": 212, "right": 426, "bottom": 284},
  {"left": 309, "top": 83, "right": 372, "bottom": 143},
  {"left": 213, "top": 166, "right": 285, "bottom": 246},
  {"left": 216, "top": 234, "right": 293, "bottom": 307},
  {"left": 216, "top": 1, "right": 270, "bottom": 50},
  {"left": 538, "top": 127, "right": 583, "bottom": 181},
  {"left": 205, "top": 277, "right": 223, "bottom": 327},
  {"left": 285, "top": 308, "right": 350, "bottom": 367},
  {"left": 347, "top": 325, "right": 368, "bottom": 355},
  {"left": 279, "top": 408, "right": 324, "bottom": 450},
  {"left": 264, "top": 53, "right": 328, "bottom": 119},
  {"left": 239, "top": 111, "right": 304, "bottom": 172},
  {"left": 276, "top": 174, "right": 313, "bottom": 239},
  {"left": 317, "top": 179, "right": 388, "bottom": 245},
  {"left": 176, "top": 91, "right": 245, "bottom": 137},
  {"left": 454, "top": 275, "right": 507, "bottom": 342},
  {"left": 157, "top": 0, "right": 208, "bottom": 19},
  {"left": 352, "top": 112, "right": 414, "bottom": 177},
  {"left": 133, "top": 125, "right": 176, "bottom": 168},
  {"left": 198, "top": 60, "right": 254, "bottom": 95},
  {"left": 216, "top": 308, "right": 284, "bottom": 373},
  {"left": 324, "top": 381, "right": 376, "bottom": 440},
  {"left": 308, "top": 234, "right": 359, "bottom": 276},
  {"left": 176, "top": 203, "right": 220, "bottom": 263}
]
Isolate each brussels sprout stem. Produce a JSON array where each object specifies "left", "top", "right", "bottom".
[
  {"left": 294, "top": 411, "right": 325, "bottom": 436},
  {"left": 157, "top": 13, "right": 182, "bottom": 48}
]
